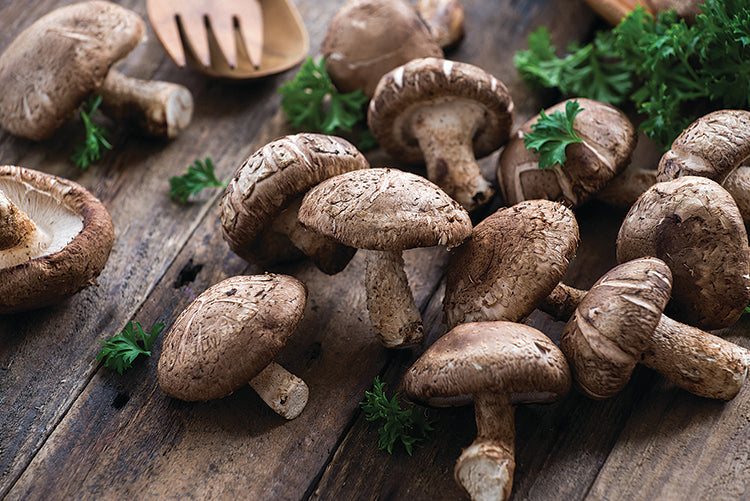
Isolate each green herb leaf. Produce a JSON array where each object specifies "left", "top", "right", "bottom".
[
  {"left": 360, "top": 376, "right": 434, "bottom": 455},
  {"left": 96, "top": 321, "right": 165, "bottom": 374},
  {"left": 278, "top": 56, "right": 370, "bottom": 135},
  {"left": 71, "top": 95, "right": 113, "bottom": 170},
  {"left": 169, "top": 157, "right": 227, "bottom": 204},
  {"left": 524, "top": 100, "right": 584, "bottom": 169}
]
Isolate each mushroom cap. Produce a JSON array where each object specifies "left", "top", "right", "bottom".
[
  {"left": 298, "top": 168, "right": 472, "bottom": 251},
  {"left": 404, "top": 321, "right": 570, "bottom": 403},
  {"left": 368, "top": 57, "right": 514, "bottom": 164},
  {"left": 0, "top": 165, "right": 114, "bottom": 313},
  {"left": 443, "top": 200, "right": 579, "bottom": 329},
  {"left": 321, "top": 0, "right": 443, "bottom": 97},
  {"left": 561, "top": 257, "right": 673, "bottom": 399},
  {"left": 0, "top": 1, "right": 145, "bottom": 141},
  {"left": 497, "top": 98, "right": 637, "bottom": 208},
  {"left": 157, "top": 274, "right": 307, "bottom": 402},
  {"left": 616, "top": 176, "right": 750, "bottom": 329},
  {"left": 219, "top": 134, "right": 369, "bottom": 269}
]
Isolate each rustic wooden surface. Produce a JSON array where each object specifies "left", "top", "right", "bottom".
[{"left": 1, "top": 0, "right": 749, "bottom": 500}]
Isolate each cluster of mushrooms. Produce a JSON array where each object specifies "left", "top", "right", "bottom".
[{"left": 1, "top": 1, "right": 749, "bottom": 500}]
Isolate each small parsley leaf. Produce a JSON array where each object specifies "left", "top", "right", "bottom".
[
  {"left": 169, "top": 157, "right": 227, "bottom": 204},
  {"left": 360, "top": 376, "right": 434, "bottom": 455},
  {"left": 71, "top": 95, "right": 113, "bottom": 170},
  {"left": 96, "top": 321, "right": 165, "bottom": 374},
  {"left": 524, "top": 100, "right": 584, "bottom": 169}
]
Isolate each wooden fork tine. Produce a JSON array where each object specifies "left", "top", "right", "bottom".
[
  {"left": 208, "top": 14, "right": 239, "bottom": 68},
  {"left": 232, "top": 0, "right": 264, "bottom": 69},
  {"left": 146, "top": 0, "right": 186, "bottom": 66},
  {"left": 178, "top": 10, "right": 211, "bottom": 67}
]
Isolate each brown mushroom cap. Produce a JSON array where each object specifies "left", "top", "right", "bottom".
[
  {"left": 444, "top": 200, "right": 579, "bottom": 329},
  {"left": 0, "top": 165, "right": 114, "bottom": 313},
  {"left": 368, "top": 57, "right": 514, "bottom": 165},
  {"left": 561, "top": 257, "right": 673, "bottom": 399},
  {"left": 219, "top": 134, "right": 369, "bottom": 272},
  {"left": 616, "top": 176, "right": 750, "bottom": 329},
  {"left": 297, "top": 167, "right": 472, "bottom": 251},
  {"left": 0, "top": 1, "right": 145, "bottom": 141},
  {"left": 321, "top": 0, "right": 443, "bottom": 97},
  {"left": 404, "top": 321, "right": 571, "bottom": 403},
  {"left": 157, "top": 274, "right": 307, "bottom": 401},
  {"left": 498, "top": 98, "right": 637, "bottom": 208}
]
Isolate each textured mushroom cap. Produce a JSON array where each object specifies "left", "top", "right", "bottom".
[
  {"left": 298, "top": 168, "right": 472, "bottom": 251},
  {"left": 444, "top": 200, "right": 579, "bottom": 329},
  {"left": 561, "top": 257, "right": 673, "bottom": 399},
  {"left": 321, "top": 0, "right": 443, "bottom": 97},
  {"left": 657, "top": 110, "right": 750, "bottom": 184},
  {"left": 0, "top": 165, "right": 114, "bottom": 313},
  {"left": 498, "top": 98, "right": 637, "bottom": 208},
  {"left": 616, "top": 176, "right": 750, "bottom": 329},
  {"left": 404, "top": 321, "right": 570, "bottom": 402},
  {"left": 0, "top": 1, "right": 145, "bottom": 141},
  {"left": 368, "top": 57, "right": 514, "bottom": 164},
  {"left": 157, "top": 274, "right": 307, "bottom": 401},
  {"left": 219, "top": 134, "right": 369, "bottom": 268}
]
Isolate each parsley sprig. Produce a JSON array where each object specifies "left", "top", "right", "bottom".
[
  {"left": 71, "top": 95, "right": 113, "bottom": 170},
  {"left": 169, "top": 157, "right": 227, "bottom": 204},
  {"left": 278, "top": 56, "right": 375, "bottom": 148},
  {"left": 96, "top": 321, "right": 165, "bottom": 374},
  {"left": 360, "top": 376, "right": 434, "bottom": 455},
  {"left": 514, "top": 0, "right": 750, "bottom": 147},
  {"left": 524, "top": 100, "right": 584, "bottom": 169}
]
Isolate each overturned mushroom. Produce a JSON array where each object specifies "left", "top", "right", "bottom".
[
  {"left": 298, "top": 168, "right": 471, "bottom": 348},
  {"left": 541, "top": 258, "right": 749, "bottom": 400},
  {"left": 0, "top": 1, "right": 192, "bottom": 141},
  {"left": 497, "top": 98, "right": 636, "bottom": 208},
  {"left": 368, "top": 57, "right": 514, "bottom": 210},
  {"left": 404, "top": 321, "right": 570, "bottom": 501},
  {"left": 0, "top": 165, "right": 114, "bottom": 313},
  {"left": 220, "top": 133, "right": 369, "bottom": 274},
  {"left": 158, "top": 274, "right": 309, "bottom": 419},
  {"left": 321, "top": 0, "right": 443, "bottom": 97},
  {"left": 617, "top": 176, "right": 750, "bottom": 329}
]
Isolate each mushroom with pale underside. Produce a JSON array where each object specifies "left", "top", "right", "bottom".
[
  {"left": 404, "top": 321, "right": 571, "bottom": 501},
  {"left": 321, "top": 0, "right": 443, "bottom": 98},
  {"left": 368, "top": 57, "right": 514, "bottom": 211},
  {"left": 0, "top": 165, "right": 114, "bottom": 313},
  {"left": 541, "top": 258, "right": 749, "bottom": 400},
  {"left": 444, "top": 199, "right": 579, "bottom": 330},
  {"left": 497, "top": 98, "right": 636, "bottom": 208},
  {"left": 298, "top": 168, "right": 472, "bottom": 348},
  {"left": 0, "top": 1, "right": 193, "bottom": 141},
  {"left": 157, "top": 274, "right": 309, "bottom": 420},
  {"left": 219, "top": 133, "right": 370, "bottom": 274}
]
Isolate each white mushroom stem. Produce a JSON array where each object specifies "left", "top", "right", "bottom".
[
  {"left": 98, "top": 69, "right": 193, "bottom": 139},
  {"left": 454, "top": 392, "right": 515, "bottom": 501},
  {"left": 541, "top": 283, "right": 749, "bottom": 400},
  {"left": 364, "top": 249, "right": 424, "bottom": 348},
  {"left": 410, "top": 100, "right": 495, "bottom": 211},
  {"left": 0, "top": 189, "right": 51, "bottom": 264},
  {"left": 248, "top": 361, "right": 309, "bottom": 420}
]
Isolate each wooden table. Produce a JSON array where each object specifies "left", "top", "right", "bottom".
[{"left": 2, "top": 1, "right": 749, "bottom": 499}]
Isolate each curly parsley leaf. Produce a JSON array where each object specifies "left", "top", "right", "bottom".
[
  {"left": 169, "top": 157, "right": 227, "bottom": 204},
  {"left": 278, "top": 56, "right": 370, "bottom": 136},
  {"left": 524, "top": 100, "right": 584, "bottom": 169},
  {"left": 96, "top": 321, "right": 165, "bottom": 374},
  {"left": 71, "top": 95, "right": 112, "bottom": 170},
  {"left": 360, "top": 376, "right": 434, "bottom": 455}
]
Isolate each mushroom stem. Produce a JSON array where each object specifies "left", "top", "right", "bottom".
[
  {"left": 411, "top": 100, "right": 495, "bottom": 210},
  {"left": 541, "top": 283, "right": 749, "bottom": 400},
  {"left": 0, "top": 188, "right": 52, "bottom": 266},
  {"left": 248, "top": 361, "right": 309, "bottom": 420},
  {"left": 454, "top": 392, "right": 515, "bottom": 501},
  {"left": 272, "top": 198, "right": 356, "bottom": 275},
  {"left": 364, "top": 249, "right": 424, "bottom": 348},
  {"left": 98, "top": 69, "right": 193, "bottom": 139}
]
